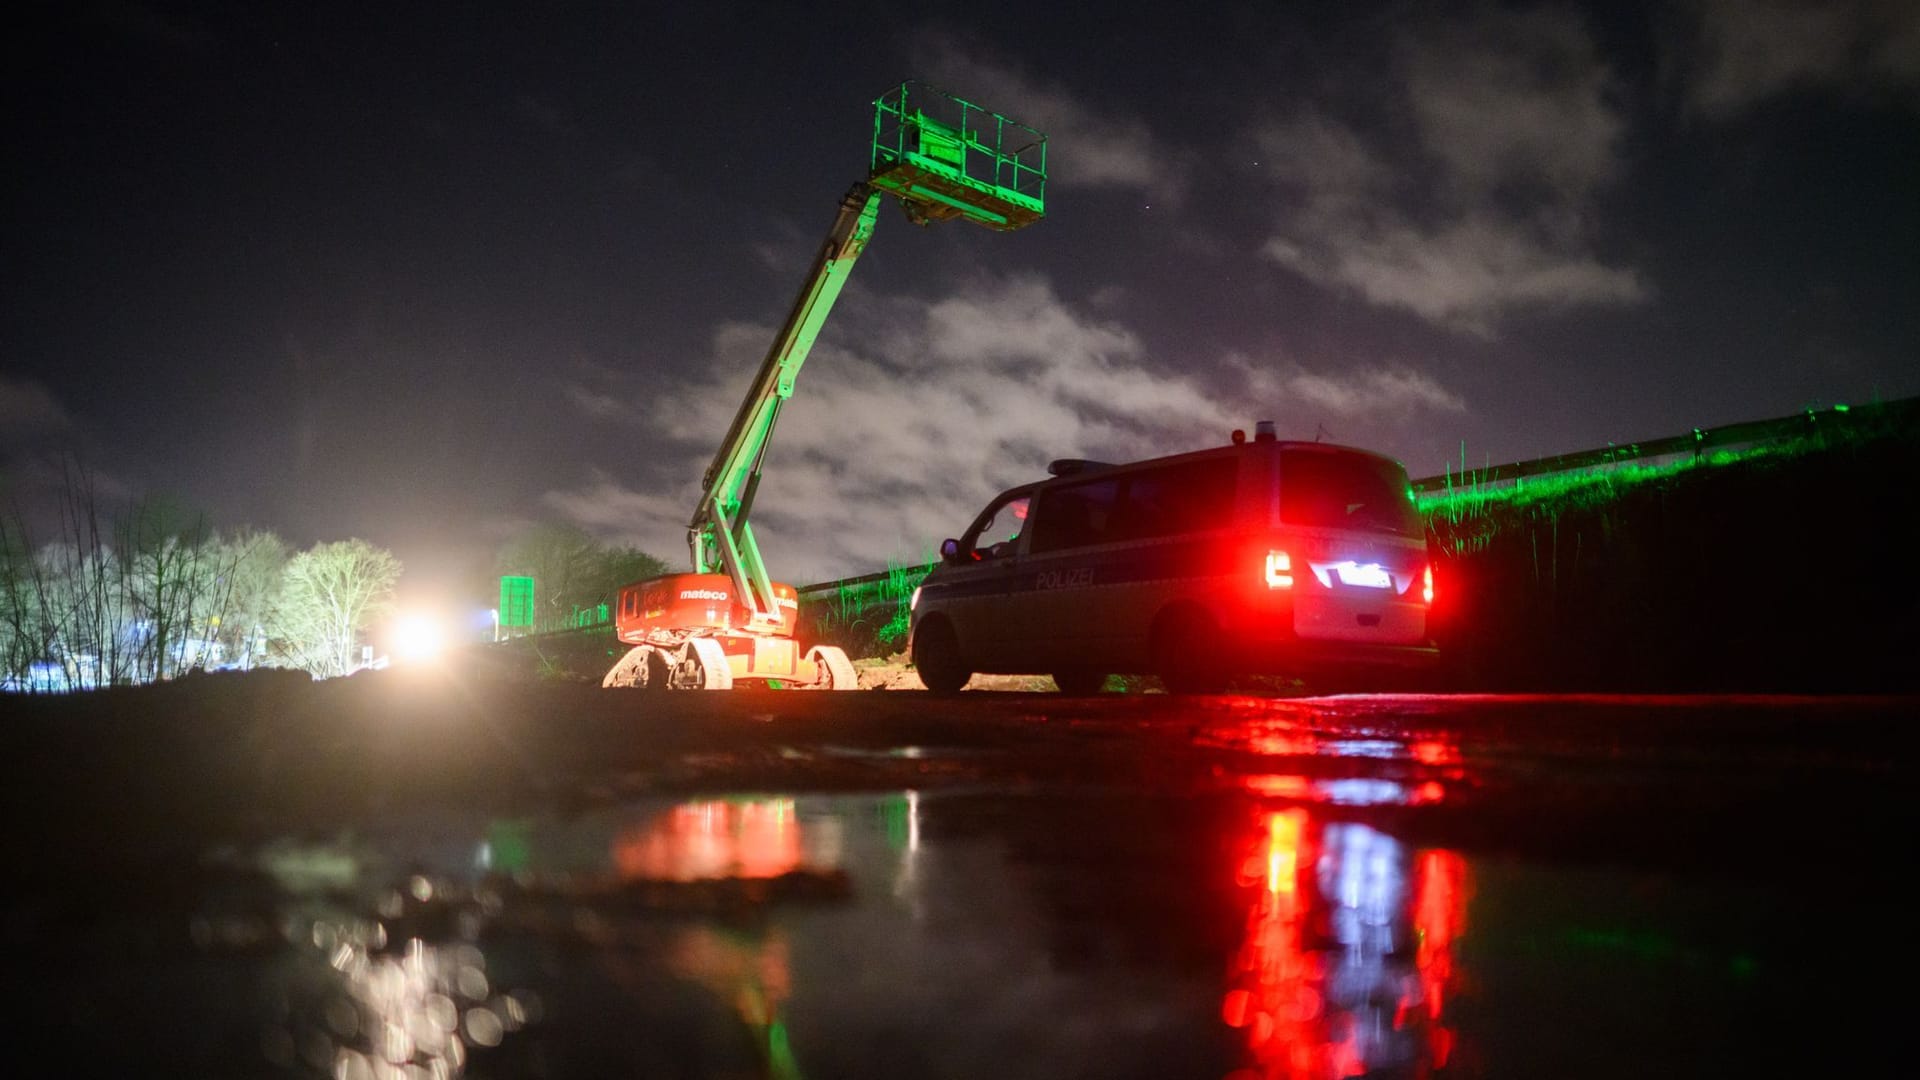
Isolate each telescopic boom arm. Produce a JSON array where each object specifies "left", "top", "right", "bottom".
[
  {"left": 682, "top": 82, "right": 1046, "bottom": 635},
  {"left": 688, "top": 182, "right": 885, "bottom": 627}
]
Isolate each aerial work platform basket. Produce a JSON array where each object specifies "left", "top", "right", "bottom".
[{"left": 869, "top": 80, "right": 1047, "bottom": 231}]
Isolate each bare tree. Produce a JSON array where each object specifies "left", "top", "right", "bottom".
[
  {"left": 497, "top": 523, "right": 601, "bottom": 625},
  {"left": 0, "top": 515, "right": 46, "bottom": 687},
  {"left": 116, "top": 497, "right": 233, "bottom": 680},
  {"left": 275, "top": 539, "right": 402, "bottom": 677},
  {"left": 598, "top": 545, "right": 671, "bottom": 592},
  {"left": 206, "top": 530, "right": 289, "bottom": 670},
  {"left": 48, "top": 461, "right": 121, "bottom": 684},
  {"left": 4, "top": 460, "right": 137, "bottom": 688}
]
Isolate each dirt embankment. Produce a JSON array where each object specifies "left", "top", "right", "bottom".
[{"left": 1427, "top": 429, "right": 1920, "bottom": 692}]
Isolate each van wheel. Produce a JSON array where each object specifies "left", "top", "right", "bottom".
[
  {"left": 1051, "top": 670, "right": 1106, "bottom": 695},
  {"left": 1155, "top": 610, "right": 1229, "bottom": 694},
  {"left": 911, "top": 619, "right": 970, "bottom": 694}
]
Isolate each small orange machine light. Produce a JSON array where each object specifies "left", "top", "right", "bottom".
[
  {"left": 1422, "top": 565, "right": 1434, "bottom": 605},
  {"left": 1265, "top": 550, "right": 1294, "bottom": 589}
]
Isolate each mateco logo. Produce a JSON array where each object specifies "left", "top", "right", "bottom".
[
  {"left": 680, "top": 589, "right": 730, "bottom": 602},
  {"left": 777, "top": 596, "right": 799, "bottom": 610}
]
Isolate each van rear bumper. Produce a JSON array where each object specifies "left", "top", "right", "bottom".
[{"left": 1241, "top": 636, "right": 1441, "bottom": 675}]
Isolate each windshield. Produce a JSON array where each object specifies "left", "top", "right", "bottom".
[
  {"left": 965, "top": 494, "right": 1031, "bottom": 559},
  {"left": 1278, "top": 450, "right": 1423, "bottom": 537}
]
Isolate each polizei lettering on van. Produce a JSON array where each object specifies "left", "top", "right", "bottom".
[{"left": 1035, "top": 568, "right": 1094, "bottom": 590}]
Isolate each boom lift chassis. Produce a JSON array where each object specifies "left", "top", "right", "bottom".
[{"left": 604, "top": 82, "right": 1047, "bottom": 690}]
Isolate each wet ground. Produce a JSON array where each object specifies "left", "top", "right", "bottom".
[{"left": 1, "top": 673, "right": 1909, "bottom": 1078}]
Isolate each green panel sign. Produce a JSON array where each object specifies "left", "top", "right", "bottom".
[{"left": 499, "top": 575, "right": 536, "bottom": 629}]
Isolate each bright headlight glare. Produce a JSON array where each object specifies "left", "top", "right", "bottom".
[{"left": 392, "top": 614, "right": 445, "bottom": 662}]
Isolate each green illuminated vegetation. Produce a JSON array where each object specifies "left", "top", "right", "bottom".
[
  {"left": 1421, "top": 398, "right": 1918, "bottom": 690},
  {"left": 1420, "top": 400, "right": 1910, "bottom": 557},
  {"left": 802, "top": 557, "right": 930, "bottom": 658},
  {"left": 1424, "top": 438, "right": 1822, "bottom": 553}
]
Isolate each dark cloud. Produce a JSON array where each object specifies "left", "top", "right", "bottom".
[
  {"left": 917, "top": 37, "right": 1188, "bottom": 200},
  {"left": 1686, "top": 0, "right": 1920, "bottom": 115},
  {"left": 0, "top": 377, "right": 72, "bottom": 443},
  {"left": 1256, "top": 6, "right": 1646, "bottom": 336}
]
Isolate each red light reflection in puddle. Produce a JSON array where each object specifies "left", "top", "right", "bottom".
[
  {"left": 604, "top": 798, "right": 829, "bottom": 1078},
  {"left": 1223, "top": 806, "right": 1472, "bottom": 1079},
  {"left": 612, "top": 799, "right": 808, "bottom": 881}
]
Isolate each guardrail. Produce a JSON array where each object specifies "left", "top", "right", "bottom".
[{"left": 1409, "top": 397, "right": 1910, "bottom": 494}]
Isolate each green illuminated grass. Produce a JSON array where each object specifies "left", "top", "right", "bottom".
[
  {"left": 1420, "top": 430, "right": 1856, "bottom": 555},
  {"left": 806, "top": 557, "right": 931, "bottom": 656}
]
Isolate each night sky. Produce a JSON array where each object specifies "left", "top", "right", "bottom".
[{"left": 5, "top": 1, "right": 1917, "bottom": 603}]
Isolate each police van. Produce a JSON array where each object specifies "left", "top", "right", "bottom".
[{"left": 908, "top": 422, "right": 1439, "bottom": 693}]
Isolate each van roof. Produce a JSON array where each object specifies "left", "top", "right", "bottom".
[
  {"left": 1042, "top": 439, "right": 1406, "bottom": 476},
  {"left": 1267, "top": 439, "right": 1405, "bottom": 466}
]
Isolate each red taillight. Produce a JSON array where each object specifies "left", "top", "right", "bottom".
[
  {"left": 1422, "top": 565, "right": 1434, "bottom": 605},
  {"left": 1265, "top": 550, "right": 1294, "bottom": 589}
]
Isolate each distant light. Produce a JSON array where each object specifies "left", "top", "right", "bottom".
[{"left": 391, "top": 613, "right": 446, "bottom": 663}]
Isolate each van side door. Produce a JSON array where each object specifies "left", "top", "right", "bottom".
[
  {"left": 1018, "top": 474, "right": 1124, "bottom": 670},
  {"left": 1022, "top": 457, "right": 1244, "bottom": 671},
  {"left": 935, "top": 489, "right": 1033, "bottom": 672}
]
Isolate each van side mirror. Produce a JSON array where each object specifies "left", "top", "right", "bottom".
[{"left": 940, "top": 538, "right": 962, "bottom": 563}]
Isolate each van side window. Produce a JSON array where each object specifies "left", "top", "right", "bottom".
[
  {"left": 1029, "top": 459, "right": 1237, "bottom": 553},
  {"left": 1111, "top": 459, "right": 1238, "bottom": 541},
  {"left": 1030, "top": 478, "right": 1120, "bottom": 553}
]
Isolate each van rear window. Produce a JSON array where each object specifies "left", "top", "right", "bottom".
[{"left": 1278, "top": 450, "right": 1422, "bottom": 537}]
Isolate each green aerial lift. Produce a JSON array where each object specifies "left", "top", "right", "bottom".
[{"left": 604, "top": 82, "right": 1047, "bottom": 690}]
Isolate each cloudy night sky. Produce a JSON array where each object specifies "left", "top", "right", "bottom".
[{"left": 5, "top": 1, "right": 1917, "bottom": 602}]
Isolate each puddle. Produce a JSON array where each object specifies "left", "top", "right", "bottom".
[
  {"left": 2, "top": 690, "right": 1903, "bottom": 1077},
  {"left": 7, "top": 778, "right": 1890, "bottom": 1077}
]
